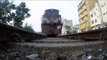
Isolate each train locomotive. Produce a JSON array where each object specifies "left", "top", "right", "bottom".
[{"left": 41, "top": 9, "right": 62, "bottom": 36}]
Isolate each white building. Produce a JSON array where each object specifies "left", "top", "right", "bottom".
[
  {"left": 90, "top": 3, "right": 102, "bottom": 30},
  {"left": 62, "top": 19, "right": 72, "bottom": 35},
  {"left": 90, "top": 0, "right": 107, "bottom": 30},
  {"left": 98, "top": 0, "right": 107, "bottom": 27}
]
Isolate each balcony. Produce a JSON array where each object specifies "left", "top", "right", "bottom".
[
  {"left": 78, "top": 0, "right": 86, "bottom": 9},
  {"left": 79, "top": 11, "right": 88, "bottom": 19},
  {"left": 79, "top": 6, "right": 87, "bottom": 14}
]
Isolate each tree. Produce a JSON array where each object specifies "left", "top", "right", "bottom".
[
  {"left": 23, "top": 23, "right": 34, "bottom": 32},
  {"left": 64, "top": 25, "right": 72, "bottom": 34},
  {"left": 0, "top": 0, "right": 15, "bottom": 23},
  {"left": 0, "top": 0, "right": 31, "bottom": 28},
  {"left": 13, "top": 2, "right": 30, "bottom": 28},
  {"left": 72, "top": 29, "right": 77, "bottom": 34}
]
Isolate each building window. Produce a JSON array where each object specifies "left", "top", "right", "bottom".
[
  {"left": 96, "top": 9, "right": 97, "bottom": 10},
  {"left": 94, "top": 12, "right": 96, "bottom": 15},
  {"left": 95, "top": 19, "right": 97, "bottom": 23},
  {"left": 92, "top": 21, "right": 94, "bottom": 24},
  {"left": 104, "top": 3, "right": 106, "bottom": 5},
  {"left": 98, "top": 26, "right": 100, "bottom": 29},
  {"left": 91, "top": 14, "right": 93, "bottom": 17},
  {"left": 102, "top": 5, "right": 104, "bottom": 7},
  {"left": 103, "top": 13, "right": 105, "bottom": 15}
]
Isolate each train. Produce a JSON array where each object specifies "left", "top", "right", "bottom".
[{"left": 41, "top": 9, "right": 62, "bottom": 36}]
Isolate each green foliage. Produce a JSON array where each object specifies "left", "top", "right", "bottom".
[
  {"left": 0, "top": 0, "right": 15, "bottom": 23},
  {"left": 13, "top": 2, "right": 30, "bottom": 28},
  {"left": 64, "top": 25, "right": 72, "bottom": 34},
  {"left": 72, "top": 29, "right": 77, "bottom": 34},
  {"left": 0, "top": 0, "right": 31, "bottom": 28},
  {"left": 23, "top": 23, "right": 34, "bottom": 32},
  {"left": 64, "top": 25, "right": 71, "bottom": 30}
]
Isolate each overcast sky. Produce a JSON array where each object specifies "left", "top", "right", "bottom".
[{"left": 14, "top": 0, "right": 81, "bottom": 32}]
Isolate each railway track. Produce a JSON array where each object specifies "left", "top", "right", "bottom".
[
  {"left": 15, "top": 37, "right": 106, "bottom": 56},
  {"left": 0, "top": 37, "right": 107, "bottom": 60},
  {"left": 0, "top": 22, "right": 45, "bottom": 42},
  {"left": 0, "top": 21, "right": 107, "bottom": 60},
  {"left": 1, "top": 21, "right": 107, "bottom": 42},
  {"left": 17, "top": 38, "right": 105, "bottom": 47},
  {"left": 60, "top": 27, "right": 107, "bottom": 40}
]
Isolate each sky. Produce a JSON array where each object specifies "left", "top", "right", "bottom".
[{"left": 14, "top": 0, "right": 81, "bottom": 32}]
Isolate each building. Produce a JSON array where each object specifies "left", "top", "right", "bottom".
[
  {"left": 62, "top": 19, "right": 72, "bottom": 35},
  {"left": 78, "top": 0, "right": 97, "bottom": 32},
  {"left": 98, "top": 0, "right": 107, "bottom": 27},
  {"left": 89, "top": 3, "right": 102, "bottom": 30},
  {"left": 90, "top": 0, "right": 107, "bottom": 30}
]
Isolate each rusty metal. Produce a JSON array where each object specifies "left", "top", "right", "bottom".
[
  {"left": 41, "top": 23, "right": 62, "bottom": 36},
  {"left": 41, "top": 9, "right": 62, "bottom": 36}
]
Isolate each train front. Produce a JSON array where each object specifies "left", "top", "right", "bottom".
[{"left": 41, "top": 9, "right": 62, "bottom": 37}]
